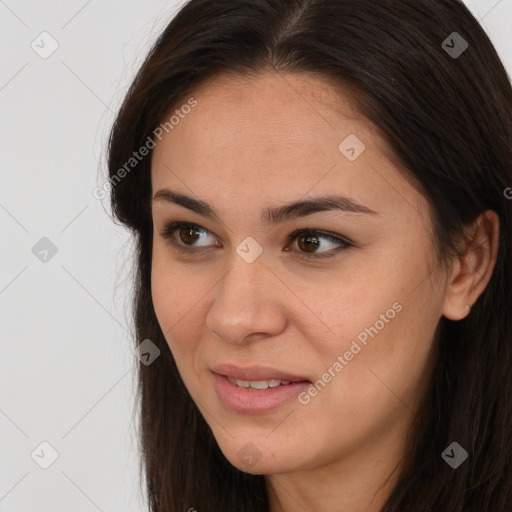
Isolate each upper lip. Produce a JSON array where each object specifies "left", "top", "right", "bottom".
[{"left": 212, "top": 363, "right": 310, "bottom": 383}]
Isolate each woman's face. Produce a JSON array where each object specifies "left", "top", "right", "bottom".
[{"left": 150, "top": 71, "right": 448, "bottom": 475}]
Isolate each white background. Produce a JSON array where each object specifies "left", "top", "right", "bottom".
[{"left": 0, "top": 1, "right": 510, "bottom": 511}]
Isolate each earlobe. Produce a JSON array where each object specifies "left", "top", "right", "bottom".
[{"left": 441, "top": 210, "right": 500, "bottom": 321}]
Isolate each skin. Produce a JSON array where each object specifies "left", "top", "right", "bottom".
[{"left": 150, "top": 71, "right": 499, "bottom": 512}]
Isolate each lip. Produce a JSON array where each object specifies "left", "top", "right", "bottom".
[
  {"left": 211, "top": 363, "right": 310, "bottom": 383},
  {"left": 212, "top": 372, "right": 311, "bottom": 414}
]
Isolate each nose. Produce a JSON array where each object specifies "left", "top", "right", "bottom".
[{"left": 204, "top": 251, "right": 288, "bottom": 344}]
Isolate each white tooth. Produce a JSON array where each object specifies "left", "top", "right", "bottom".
[
  {"left": 249, "top": 380, "right": 270, "bottom": 390},
  {"left": 229, "top": 378, "right": 292, "bottom": 389}
]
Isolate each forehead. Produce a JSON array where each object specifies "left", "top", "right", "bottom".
[
  {"left": 190, "top": 70, "right": 363, "bottom": 117},
  {"left": 150, "top": 71, "right": 425, "bottom": 225},
  {"left": 167, "top": 71, "right": 369, "bottom": 149}
]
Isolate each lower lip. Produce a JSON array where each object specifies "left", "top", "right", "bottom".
[{"left": 212, "top": 373, "right": 310, "bottom": 414}]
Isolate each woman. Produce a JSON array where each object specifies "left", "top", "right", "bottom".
[{"left": 107, "top": 0, "right": 512, "bottom": 510}]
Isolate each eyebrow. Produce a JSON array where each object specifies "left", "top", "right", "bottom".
[{"left": 152, "top": 188, "right": 378, "bottom": 225}]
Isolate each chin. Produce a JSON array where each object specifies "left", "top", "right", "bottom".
[
  {"left": 216, "top": 439, "right": 305, "bottom": 476},
  {"left": 229, "top": 455, "right": 296, "bottom": 476}
]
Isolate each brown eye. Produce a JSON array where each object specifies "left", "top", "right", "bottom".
[
  {"left": 160, "top": 222, "right": 352, "bottom": 260},
  {"left": 160, "top": 222, "right": 218, "bottom": 253},
  {"left": 296, "top": 233, "right": 321, "bottom": 253},
  {"left": 287, "top": 229, "right": 352, "bottom": 259},
  {"left": 178, "top": 226, "right": 202, "bottom": 246}
]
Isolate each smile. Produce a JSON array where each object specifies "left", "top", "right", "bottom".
[
  {"left": 213, "top": 373, "right": 310, "bottom": 413},
  {"left": 227, "top": 377, "right": 293, "bottom": 390}
]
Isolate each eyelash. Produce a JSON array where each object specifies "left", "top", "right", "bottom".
[{"left": 159, "top": 221, "right": 352, "bottom": 260}]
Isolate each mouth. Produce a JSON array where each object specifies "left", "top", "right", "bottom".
[
  {"left": 211, "top": 365, "right": 312, "bottom": 414},
  {"left": 225, "top": 376, "right": 308, "bottom": 390},
  {"left": 211, "top": 363, "right": 311, "bottom": 385}
]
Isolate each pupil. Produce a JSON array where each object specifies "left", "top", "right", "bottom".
[
  {"left": 299, "top": 234, "right": 319, "bottom": 253},
  {"left": 180, "top": 227, "right": 200, "bottom": 245}
]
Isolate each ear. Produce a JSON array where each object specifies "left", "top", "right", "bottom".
[{"left": 442, "top": 210, "right": 500, "bottom": 321}]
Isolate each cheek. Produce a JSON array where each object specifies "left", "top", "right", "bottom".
[
  {"left": 318, "top": 297, "right": 437, "bottom": 431},
  {"left": 151, "top": 252, "right": 192, "bottom": 347},
  {"left": 304, "top": 260, "right": 437, "bottom": 411},
  {"left": 150, "top": 247, "right": 216, "bottom": 376},
  {"left": 151, "top": 242, "right": 205, "bottom": 329}
]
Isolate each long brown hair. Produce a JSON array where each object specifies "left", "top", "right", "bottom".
[{"left": 107, "top": 1, "right": 512, "bottom": 510}]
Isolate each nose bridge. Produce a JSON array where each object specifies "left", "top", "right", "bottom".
[
  {"left": 205, "top": 248, "right": 286, "bottom": 342},
  {"left": 216, "top": 249, "right": 271, "bottom": 316}
]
